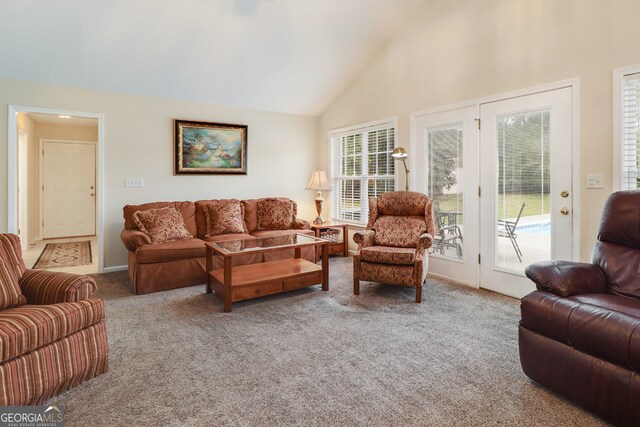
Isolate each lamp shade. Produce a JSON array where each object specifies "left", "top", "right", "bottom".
[
  {"left": 306, "top": 170, "right": 331, "bottom": 191},
  {"left": 391, "top": 147, "right": 408, "bottom": 159}
]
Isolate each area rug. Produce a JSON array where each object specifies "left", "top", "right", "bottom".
[
  {"left": 48, "top": 257, "right": 604, "bottom": 426},
  {"left": 33, "top": 241, "right": 92, "bottom": 269}
]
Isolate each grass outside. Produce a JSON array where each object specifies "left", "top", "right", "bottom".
[{"left": 437, "top": 193, "right": 550, "bottom": 220}]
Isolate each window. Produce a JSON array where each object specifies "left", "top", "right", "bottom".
[
  {"left": 616, "top": 67, "right": 640, "bottom": 189},
  {"left": 330, "top": 120, "right": 396, "bottom": 224}
]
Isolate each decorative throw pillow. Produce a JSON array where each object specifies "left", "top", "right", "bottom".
[
  {"left": 256, "top": 198, "right": 295, "bottom": 231},
  {"left": 0, "top": 247, "right": 26, "bottom": 309},
  {"left": 205, "top": 202, "right": 248, "bottom": 237},
  {"left": 133, "top": 206, "right": 193, "bottom": 244}
]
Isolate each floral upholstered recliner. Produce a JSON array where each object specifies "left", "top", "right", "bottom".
[{"left": 353, "top": 191, "right": 434, "bottom": 303}]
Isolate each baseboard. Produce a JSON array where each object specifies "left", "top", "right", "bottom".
[
  {"left": 426, "top": 271, "right": 479, "bottom": 289},
  {"left": 30, "top": 236, "right": 41, "bottom": 245},
  {"left": 102, "top": 265, "right": 127, "bottom": 273}
]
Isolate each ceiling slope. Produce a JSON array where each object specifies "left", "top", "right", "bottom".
[{"left": 0, "top": 0, "right": 426, "bottom": 116}]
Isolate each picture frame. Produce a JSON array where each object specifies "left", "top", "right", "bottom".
[{"left": 174, "top": 119, "right": 248, "bottom": 175}]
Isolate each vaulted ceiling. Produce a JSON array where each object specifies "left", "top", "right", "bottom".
[{"left": 0, "top": 0, "right": 426, "bottom": 116}]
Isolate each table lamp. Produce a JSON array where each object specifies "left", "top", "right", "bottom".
[
  {"left": 306, "top": 170, "right": 332, "bottom": 224},
  {"left": 392, "top": 147, "right": 410, "bottom": 191}
]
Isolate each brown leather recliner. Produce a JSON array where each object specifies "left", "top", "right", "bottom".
[{"left": 520, "top": 190, "right": 640, "bottom": 426}]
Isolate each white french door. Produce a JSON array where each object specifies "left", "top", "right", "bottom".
[
  {"left": 412, "top": 85, "right": 575, "bottom": 298},
  {"left": 479, "top": 87, "right": 573, "bottom": 298},
  {"left": 412, "top": 106, "right": 479, "bottom": 286},
  {"left": 43, "top": 141, "right": 97, "bottom": 238}
]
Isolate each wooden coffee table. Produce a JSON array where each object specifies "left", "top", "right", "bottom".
[{"left": 205, "top": 233, "right": 329, "bottom": 312}]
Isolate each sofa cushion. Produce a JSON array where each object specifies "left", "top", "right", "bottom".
[
  {"left": 0, "top": 299, "right": 105, "bottom": 363},
  {"left": 0, "top": 245, "right": 26, "bottom": 310},
  {"left": 250, "top": 229, "right": 314, "bottom": 239},
  {"left": 360, "top": 246, "right": 416, "bottom": 265},
  {"left": 135, "top": 238, "right": 206, "bottom": 264},
  {"left": 373, "top": 216, "right": 427, "bottom": 248},
  {"left": 133, "top": 206, "right": 193, "bottom": 244},
  {"left": 256, "top": 198, "right": 295, "bottom": 231},
  {"left": 123, "top": 201, "right": 197, "bottom": 236},
  {"left": 205, "top": 202, "right": 248, "bottom": 237}
]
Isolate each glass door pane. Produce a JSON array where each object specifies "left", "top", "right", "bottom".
[
  {"left": 427, "top": 124, "right": 464, "bottom": 260},
  {"left": 495, "top": 110, "right": 551, "bottom": 271}
]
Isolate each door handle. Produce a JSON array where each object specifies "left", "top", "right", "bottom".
[
  {"left": 560, "top": 207, "right": 569, "bottom": 215},
  {"left": 90, "top": 193, "right": 95, "bottom": 197},
  {"left": 560, "top": 191, "right": 569, "bottom": 198},
  {"left": 90, "top": 186, "right": 94, "bottom": 190}
]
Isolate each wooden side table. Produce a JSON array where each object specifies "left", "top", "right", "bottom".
[{"left": 311, "top": 222, "right": 349, "bottom": 260}]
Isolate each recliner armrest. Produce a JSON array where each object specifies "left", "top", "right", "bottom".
[
  {"left": 524, "top": 260, "right": 608, "bottom": 297},
  {"left": 293, "top": 219, "right": 311, "bottom": 230},
  {"left": 353, "top": 230, "right": 375, "bottom": 249},
  {"left": 121, "top": 228, "right": 151, "bottom": 252},
  {"left": 417, "top": 233, "right": 434, "bottom": 251},
  {"left": 19, "top": 269, "right": 97, "bottom": 304}
]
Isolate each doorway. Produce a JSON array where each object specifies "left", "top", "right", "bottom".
[
  {"left": 411, "top": 83, "right": 578, "bottom": 298},
  {"left": 8, "top": 106, "right": 105, "bottom": 273}
]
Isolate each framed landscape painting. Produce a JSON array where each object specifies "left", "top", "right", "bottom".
[{"left": 175, "top": 120, "right": 248, "bottom": 174}]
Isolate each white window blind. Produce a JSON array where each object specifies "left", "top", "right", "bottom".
[
  {"left": 622, "top": 72, "right": 640, "bottom": 190},
  {"left": 330, "top": 122, "right": 396, "bottom": 225}
]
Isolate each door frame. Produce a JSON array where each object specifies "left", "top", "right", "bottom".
[
  {"left": 7, "top": 105, "right": 105, "bottom": 273},
  {"left": 410, "top": 77, "right": 581, "bottom": 289},
  {"left": 17, "top": 130, "right": 29, "bottom": 249},
  {"left": 40, "top": 139, "right": 97, "bottom": 239}
]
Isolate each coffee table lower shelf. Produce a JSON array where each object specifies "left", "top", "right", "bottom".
[{"left": 207, "top": 258, "right": 326, "bottom": 312}]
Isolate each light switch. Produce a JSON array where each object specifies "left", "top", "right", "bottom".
[
  {"left": 585, "top": 173, "right": 604, "bottom": 189},
  {"left": 125, "top": 177, "right": 144, "bottom": 188}
]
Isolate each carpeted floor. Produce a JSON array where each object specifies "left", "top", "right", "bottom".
[{"left": 49, "top": 257, "right": 606, "bottom": 426}]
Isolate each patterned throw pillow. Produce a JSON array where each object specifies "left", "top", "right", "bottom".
[
  {"left": 133, "top": 206, "right": 193, "bottom": 244},
  {"left": 256, "top": 198, "right": 295, "bottom": 231},
  {"left": 205, "top": 202, "right": 248, "bottom": 237},
  {"left": 373, "top": 216, "right": 427, "bottom": 248},
  {"left": 0, "top": 246, "right": 26, "bottom": 309}
]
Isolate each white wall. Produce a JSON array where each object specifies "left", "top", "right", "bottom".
[
  {"left": 2, "top": 78, "right": 318, "bottom": 268},
  {"left": 318, "top": 0, "right": 640, "bottom": 261}
]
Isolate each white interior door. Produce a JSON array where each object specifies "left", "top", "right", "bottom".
[
  {"left": 412, "top": 106, "right": 479, "bottom": 286},
  {"left": 479, "top": 87, "right": 573, "bottom": 298},
  {"left": 43, "top": 141, "right": 96, "bottom": 238},
  {"left": 18, "top": 131, "right": 29, "bottom": 250}
]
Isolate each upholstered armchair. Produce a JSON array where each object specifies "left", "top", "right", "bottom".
[
  {"left": 353, "top": 191, "right": 434, "bottom": 303},
  {"left": 0, "top": 234, "right": 108, "bottom": 405}
]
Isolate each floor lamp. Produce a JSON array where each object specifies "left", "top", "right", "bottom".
[
  {"left": 392, "top": 147, "right": 410, "bottom": 191},
  {"left": 306, "top": 170, "right": 332, "bottom": 224}
]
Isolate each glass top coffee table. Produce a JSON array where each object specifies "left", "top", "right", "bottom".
[{"left": 205, "top": 233, "right": 330, "bottom": 312}]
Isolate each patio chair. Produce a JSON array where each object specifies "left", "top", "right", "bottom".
[
  {"left": 497, "top": 202, "right": 525, "bottom": 262},
  {"left": 432, "top": 200, "right": 463, "bottom": 257}
]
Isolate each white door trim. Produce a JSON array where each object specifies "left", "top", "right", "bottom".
[
  {"left": 40, "top": 139, "right": 97, "bottom": 239},
  {"left": 410, "top": 77, "right": 581, "bottom": 270},
  {"left": 7, "top": 105, "right": 106, "bottom": 273}
]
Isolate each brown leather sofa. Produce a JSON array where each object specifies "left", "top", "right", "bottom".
[
  {"left": 121, "top": 198, "right": 314, "bottom": 294},
  {"left": 520, "top": 190, "right": 640, "bottom": 426}
]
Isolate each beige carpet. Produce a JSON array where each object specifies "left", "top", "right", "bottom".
[
  {"left": 49, "top": 257, "right": 606, "bottom": 426},
  {"left": 33, "top": 241, "right": 92, "bottom": 269}
]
